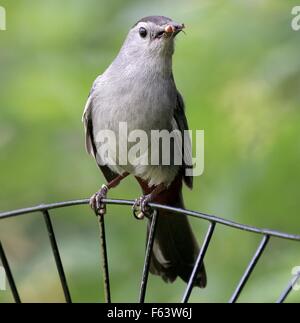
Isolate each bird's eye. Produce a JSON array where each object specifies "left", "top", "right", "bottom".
[{"left": 139, "top": 27, "right": 147, "bottom": 38}]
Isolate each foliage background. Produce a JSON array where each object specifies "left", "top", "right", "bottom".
[{"left": 0, "top": 0, "right": 299, "bottom": 303}]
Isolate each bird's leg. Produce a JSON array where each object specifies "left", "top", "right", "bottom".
[
  {"left": 90, "top": 172, "right": 129, "bottom": 215},
  {"left": 133, "top": 183, "right": 166, "bottom": 220}
]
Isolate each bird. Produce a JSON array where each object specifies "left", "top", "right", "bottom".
[{"left": 82, "top": 15, "right": 206, "bottom": 288}]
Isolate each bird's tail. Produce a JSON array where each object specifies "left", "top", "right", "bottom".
[{"left": 139, "top": 176, "right": 207, "bottom": 288}]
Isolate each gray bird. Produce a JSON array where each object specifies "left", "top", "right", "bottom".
[{"left": 83, "top": 15, "right": 206, "bottom": 288}]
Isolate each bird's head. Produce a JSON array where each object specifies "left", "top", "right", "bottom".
[{"left": 121, "top": 16, "right": 185, "bottom": 59}]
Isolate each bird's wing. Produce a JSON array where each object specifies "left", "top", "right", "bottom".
[
  {"left": 82, "top": 75, "right": 101, "bottom": 157},
  {"left": 82, "top": 95, "right": 95, "bottom": 157},
  {"left": 173, "top": 90, "right": 193, "bottom": 189},
  {"left": 82, "top": 76, "right": 118, "bottom": 182}
]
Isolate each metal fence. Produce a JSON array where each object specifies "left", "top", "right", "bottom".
[{"left": 0, "top": 198, "right": 300, "bottom": 303}]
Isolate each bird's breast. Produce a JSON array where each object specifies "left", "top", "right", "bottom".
[{"left": 92, "top": 73, "right": 176, "bottom": 134}]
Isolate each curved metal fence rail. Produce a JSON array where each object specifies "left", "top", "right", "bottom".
[{"left": 0, "top": 198, "right": 300, "bottom": 303}]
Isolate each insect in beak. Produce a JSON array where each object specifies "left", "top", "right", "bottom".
[
  {"left": 155, "top": 23, "right": 185, "bottom": 39},
  {"left": 164, "top": 23, "right": 185, "bottom": 35}
]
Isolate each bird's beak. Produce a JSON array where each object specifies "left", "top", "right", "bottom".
[{"left": 164, "top": 23, "right": 185, "bottom": 36}]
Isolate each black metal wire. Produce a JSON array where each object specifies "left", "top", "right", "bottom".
[
  {"left": 0, "top": 198, "right": 300, "bottom": 303},
  {"left": 42, "top": 210, "right": 72, "bottom": 303},
  {"left": 1, "top": 198, "right": 300, "bottom": 241},
  {"left": 182, "top": 222, "right": 216, "bottom": 303},
  {"left": 229, "top": 235, "right": 270, "bottom": 303},
  {"left": 97, "top": 214, "right": 111, "bottom": 303},
  {"left": 139, "top": 210, "right": 158, "bottom": 303},
  {"left": 0, "top": 241, "right": 21, "bottom": 303}
]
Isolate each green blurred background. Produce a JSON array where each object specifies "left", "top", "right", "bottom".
[{"left": 0, "top": 0, "right": 300, "bottom": 303}]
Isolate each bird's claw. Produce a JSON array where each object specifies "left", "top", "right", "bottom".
[
  {"left": 132, "top": 195, "right": 152, "bottom": 220},
  {"left": 132, "top": 198, "right": 143, "bottom": 220},
  {"left": 90, "top": 184, "right": 109, "bottom": 216}
]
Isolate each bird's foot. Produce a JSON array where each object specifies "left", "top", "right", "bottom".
[
  {"left": 90, "top": 184, "right": 109, "bottom": 216},
  {"left": 132, "top": 194, "right": 152, "bottom": 220}
]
